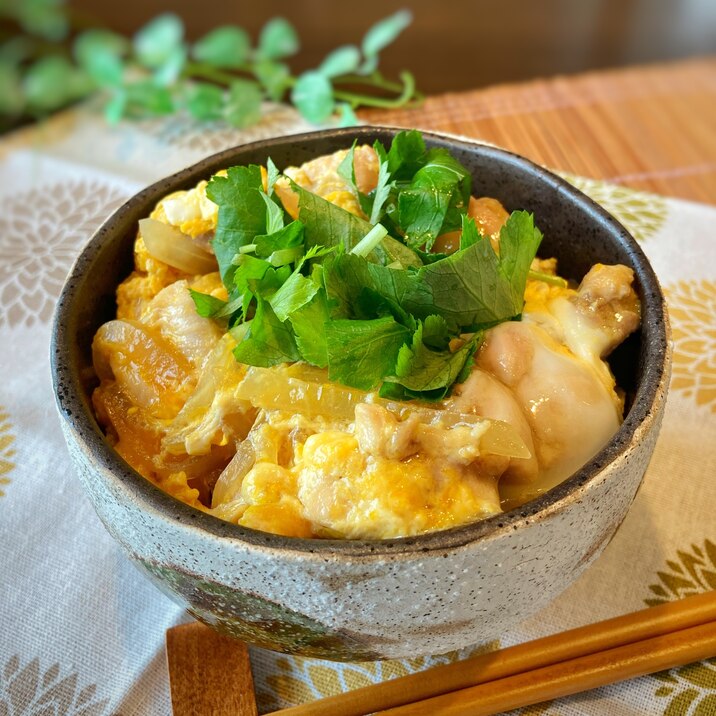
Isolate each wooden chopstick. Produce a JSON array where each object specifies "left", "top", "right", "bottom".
[
  {"left": 268, "top": 591, "right": 716, "bottom": 716},
  {"left": 376, "top": 619, "right": 716, "bottom": 715}
]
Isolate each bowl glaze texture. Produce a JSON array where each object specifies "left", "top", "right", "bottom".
[{"left": 51, "top": 127, "right": 670, "bottom": 660}]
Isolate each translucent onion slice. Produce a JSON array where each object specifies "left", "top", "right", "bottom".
[
  {"left": 234, "top": 366, "right": 530, "bottom": 460},
  {"left": 211, "top": 439, "right": 255, "bottom": 508},
  {"left": 139, "top": 218, "right": 218, "bottom": 275}
]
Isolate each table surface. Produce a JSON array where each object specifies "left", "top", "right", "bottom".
[
  {"left": 0, "top": 56, "right": 714, "bottom": 716},
  {"left": 361, "top": 56, "right": 716, "bottom": 205}
]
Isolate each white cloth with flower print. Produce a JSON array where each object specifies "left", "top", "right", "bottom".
[{"left": 0, "top": 104, "right": 714, "bottom": 716}]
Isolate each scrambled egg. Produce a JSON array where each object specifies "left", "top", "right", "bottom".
[{"left": 93, "top": 149, "right": 640, "bottom": 540}]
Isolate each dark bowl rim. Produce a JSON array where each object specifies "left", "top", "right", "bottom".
[{"left": 51, "top": 125, "right": 670, "bottom": 559}]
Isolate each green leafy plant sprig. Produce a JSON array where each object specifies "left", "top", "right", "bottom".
[{"left": 0, "top": 0, "right": 419, "bottom": 130}]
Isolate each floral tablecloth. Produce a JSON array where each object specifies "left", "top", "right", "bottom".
[{"left": 0, "top": 104, "right": 714, "bottom": 716}]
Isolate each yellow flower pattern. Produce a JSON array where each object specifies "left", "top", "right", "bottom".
[
  {"left": 254, "top": 642, "right": 499, "bottom": 713},
  {"left": 562, "top": 174, "right": 667, "bottom": 242},
  {"left": 646, "top": 541, "right": 716, "bottom": 715},
  {"left": 0, "top": 405, "right": 15, "bottom": 498},
  {"left": 667, "top": 280, "right": 716, "bottom": 412}
]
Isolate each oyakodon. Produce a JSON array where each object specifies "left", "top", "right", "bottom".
[{"left": 91, "top": 132, "right": 640, "bottom": 540}]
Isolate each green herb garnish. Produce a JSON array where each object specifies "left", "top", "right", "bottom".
[{"left": 195, "top": 130, "right": 544, "bottom": 400}]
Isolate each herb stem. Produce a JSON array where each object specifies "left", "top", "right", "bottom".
[
  {"left": 183, "top": 63, "right": 418, "bottom": 111},
  {"left": 182, "top": 61, "right": 252, "bottom": 86},
  {"left": 351, "top": 224, "right": 388, "bottom": 257},
  {"left": 333, "top": 71, "right": 417, "bottom": 109},
  {"left": 527, "top": 269, "right": 569, "bottom": 288}
]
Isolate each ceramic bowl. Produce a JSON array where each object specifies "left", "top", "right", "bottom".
[{"left": 51, "top": 127, "right": 670, "bottom": 660}]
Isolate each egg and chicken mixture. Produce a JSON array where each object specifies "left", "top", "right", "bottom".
[{"left": 92, "top": 146, "right": 641, "bottom": 540}]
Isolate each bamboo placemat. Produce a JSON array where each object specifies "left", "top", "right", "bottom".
[{"left": 360, "top": 56, "right": 716, "bottom": 205}]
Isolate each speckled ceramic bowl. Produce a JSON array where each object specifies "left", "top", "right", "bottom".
[{"left": 51, "top": 127, "right": 670, "bottom": 661}]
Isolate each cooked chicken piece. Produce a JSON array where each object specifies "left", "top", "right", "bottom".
[
  {"left": 449, "top": 368, "right": 539, "bottom": 485},
  {"left": 476, "top": 319, "right": 622, "bottom": 492},
  {"left": 141, "top": 280, "right": 223, "bottom": 369}
]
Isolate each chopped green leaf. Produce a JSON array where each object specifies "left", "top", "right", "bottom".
[
  {"left": 265, "top": 157, "right": 280, "bottom": 196},
  {"left": 233, "top": 296, "right": 300, "bottom": 366},
  {"left": 396, "top": 149, "right": 472, "bottom": 249},
  {"left": 325, "top": 316, "right": 410, "bottom": 390},
  {"left": 292, "top": 181, "right": 420, "bottom": 267},
  {"left": 269, "top": 271, "right": 320, "bottom": 322},
  {"left": 257, "top": 17, "right": 299, "bottom": 60},
  {"left": 422, "top": 314, "right": 451, "bottom": 350},
  {"left": 369, "top": 150, "right": 392, "bottom": 224},
  {"left": 404, "top": 210, "right": 542, "bottom": 329},
  {"left": 460, "top": 214, "right": 480, "bottom": 250},
  {"left": 499, "top": 211, "right": 545, "bottom": 305},
  {"left": 260, "top": 192, "right": 285, "bottom": 234},
  {"left": 291, "top": 70, "right": 334, "bottom": 123},
  {"left": 193, "top": 26, "right": 250, "bottom": 69},
  {"left": 336, "top": 141, "right": 356, "bottom": 186},
  {"left": 254, "top": 221, "right": 304, "bottom": 259},
  {"left": 207, "top": 165, "right": 266, "bottom": 286},
  {"left": 189, "top": 289, "right": 228, "bottom": 318},
  {"left": 289, "top": 291, "right": 330, "bottom": 367},
  {"left": 385, "top": 323, "right": 478, "bottom": 399},
  {"left": 386, "top": 129, "right": 425, "bottom": 179}
]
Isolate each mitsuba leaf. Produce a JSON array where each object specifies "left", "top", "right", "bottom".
[
  {"left": 134, "top": 13, "right": 183, "bottom": 69},
  {"left": 384, "top": 323, "right": 478, "bottom": 400},
  {"left": 369, "top": 149, "right": 393, "bottom": 224},
  {"left": 207, "top": 164, "right": 266, "bottom": 287},
  {"left": 319, "top": 45, "right": 361, "bottom": 78},
  {"left": 260, "top": 191, "right": 285, "bottom": 234},
  {"left": 292, "top": 182, "right": 421, "bottom": 267},
  {"left": 185, "top": 81, "right": 224, "bottom": 120},
  {"left": 254, "top": 60, "right": 290, "bottom": 101},
  {"left": 193, "top": 26, "right": 250, "bottom": 69},
  {"left": 291, "top": 70, "right": 334, "bottom": 123},
  {"left": 325, "top": 316, "right": 410, "bottom": 390},
  {"left": 385, "top": 129, "right": 426, "bottom": 179},
  {"left": 397, "top": 148, "right": 472, "bottom": 249},
  {"left": 254, "top": 221, "right": 304, "bottom": 258},
  {"left": 289, "top": 290, "right": 330, "bottom": 367},
  {"left": 224, "top": 79, "right": 262, "bottom": 128},
  {"left": 233, "top": 296, "right": 300, "bottom": 366},
  {"left": 268, "top": 270, "right": 319, "bottom": 322},
  {"left": 404, "top": 210, "right": 542, "bottom": 329},
  {"left": 324, "top": 210, "right": 541, "bottom": 332},
  {"left": 360, "top": 10, "right": 412, "bottom": 74},
  {"left": 460, "top": 213, "right": 480, "bottom": 249},
  {"left": 189, "top": 289, "right": 227, "bottom": 318},
  {"left": 257, "top": 17, "right": 299, "bottom": 60}
]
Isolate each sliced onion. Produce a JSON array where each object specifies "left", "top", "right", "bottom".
[
  {"left": 211, "top": 439, "right": 255, "bottom": 507},
  {"left": 233, "top": 366, "right": 530, "bottom": 459},
  {"left": 139, "top": 218, "right": 218, "bottom": 275}
]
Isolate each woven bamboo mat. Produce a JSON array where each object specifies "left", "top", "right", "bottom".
[{"left": 360, "top": 56, "right": 716, "bottom": 205}]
